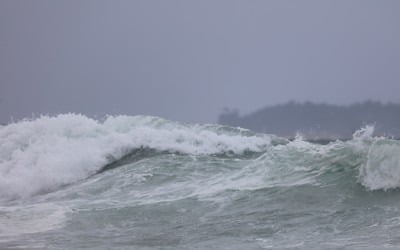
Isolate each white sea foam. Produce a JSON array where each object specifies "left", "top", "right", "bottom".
[
  {"left": 0, "top": 114, "right": 272, "bottom": 199},
  {"left": 2, "top": 114, "right": 400, "bottom": 201},
  {"left": 359, "top": 139, "right": 400, "bottom": 190},
  {"left": 0, "top": 203, "right": 69, "bottom": 238}
]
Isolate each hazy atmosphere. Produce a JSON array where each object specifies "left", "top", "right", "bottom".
[
  {"left": 1, "top": 0, "right": 399, "bottom": 124},
  {"left": 3, "top": 2, "right": 400, "bottom": 249}
]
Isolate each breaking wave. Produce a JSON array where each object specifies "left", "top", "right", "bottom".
[{"left": 1, "top": 114, "right": 400, "bottom": 200}]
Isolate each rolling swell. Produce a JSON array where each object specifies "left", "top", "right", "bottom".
[
  {"left": 0, "top": 114, "right": 273, "bottom": 200},
  {"left": 1, "top": 114, "right": 400, "bottom": 201}
]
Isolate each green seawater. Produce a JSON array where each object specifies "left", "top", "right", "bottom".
[{"left": 1, "top": 115, "right": 400, "bottom": 249}]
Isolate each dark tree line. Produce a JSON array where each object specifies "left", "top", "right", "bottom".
[{"left": 219, "top": 101, "right": 400, "bottom": 139}]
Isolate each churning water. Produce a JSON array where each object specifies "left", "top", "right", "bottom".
[{"left": 1, "top": 114, "right": 400, "bottom": 249}]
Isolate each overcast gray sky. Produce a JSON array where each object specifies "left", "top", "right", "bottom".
[{"left": 1, "top": 0, "right": 399, "bottom": 124}]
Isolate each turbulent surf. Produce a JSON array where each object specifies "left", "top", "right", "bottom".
[{"left": 1, "top": 114, "right": 400, "bottom": 249}]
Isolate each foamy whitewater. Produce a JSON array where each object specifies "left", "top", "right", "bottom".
[{"left": 1, "top": 114, "right": 400, "bottom": 249}]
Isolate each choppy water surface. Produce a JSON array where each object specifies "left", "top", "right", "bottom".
[{"left": 2, "top": 114, "right": 400, "bottom": 249}]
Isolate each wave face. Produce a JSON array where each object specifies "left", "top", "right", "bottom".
[
  {"left": 0, "top": 114, "right": 274, "bottom": 200},
  {"left": 2, "top": 114, "right": 400, "bottom": 249}
]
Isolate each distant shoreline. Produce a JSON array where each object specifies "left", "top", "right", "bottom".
[{"left": 219, "top": 101, "right": 400, "bottom": 139}]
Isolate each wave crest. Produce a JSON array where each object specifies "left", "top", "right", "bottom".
[
  {"left": 0, "top": 114, "right": 273, "bottom": 199},
  {"left": 2, "top": 114, "right": 400, "bottom": 200}
]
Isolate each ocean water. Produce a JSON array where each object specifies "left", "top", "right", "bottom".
[{"left": 1, "top": 114, "right": 400, "bottom": 249}]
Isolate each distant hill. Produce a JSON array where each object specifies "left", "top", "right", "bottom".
[{"left": 218, "top": 101, "right": 400, "bottom": 139}]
